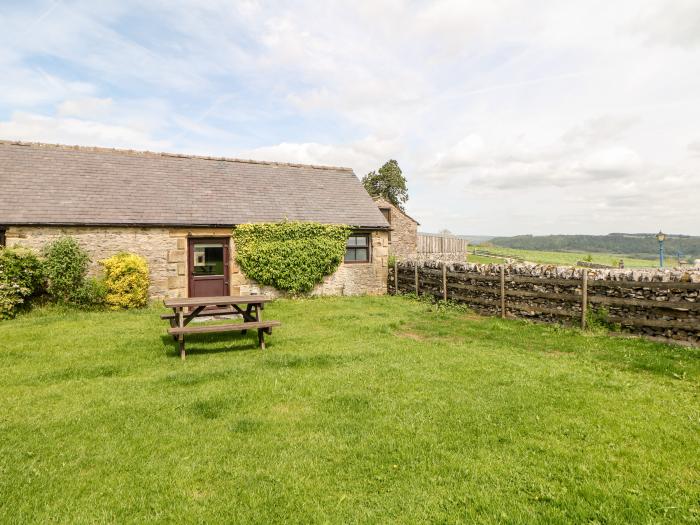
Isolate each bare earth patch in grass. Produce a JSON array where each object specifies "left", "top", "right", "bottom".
[{"left": 398, "top": 330, "right": 427, "bottom": 341}]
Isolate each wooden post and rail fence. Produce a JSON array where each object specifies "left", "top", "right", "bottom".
[
  {"left": 417, "top": 233, "right": 469, "bottom": 255},
  {"left": 390, "top": 260, "right": 700, "bottom": 343}
]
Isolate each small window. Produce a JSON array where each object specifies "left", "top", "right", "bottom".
[
  {"left": 344, "top": 234, "right": 370, "bottom": 263},
  {"left": 0, "top": 228, "right": 5, "bottom": 248}
]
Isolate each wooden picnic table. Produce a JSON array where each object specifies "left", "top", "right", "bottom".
[{"left": 163, "top": 295, "right": 281, "bottom": 360}]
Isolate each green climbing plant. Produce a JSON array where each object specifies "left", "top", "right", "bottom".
[{"left": 232, "top": 222, "right": 352, "bottom": 293}]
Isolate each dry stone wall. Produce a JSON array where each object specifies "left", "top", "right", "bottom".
[
  {"left": 389, "top": 260, "right": 700, "bottom": 346},
  {"left": 413, "top": 252, "right": 467, "bottom": 264}
]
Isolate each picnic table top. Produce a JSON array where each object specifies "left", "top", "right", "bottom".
[{"left": 163, "top": 295, "right": 273, "bottom": 309}]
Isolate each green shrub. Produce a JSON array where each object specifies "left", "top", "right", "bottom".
[
  {"left": 71, "top": 277, "right": 108, "bottom": 308},
  {"left": 586, "top": 306, "right": 620, "bottom": 332},
  {"left": 0, "top": 246, "right": 44, "bottom": 293},
  {"left": 101, "top": 253, "right": 150, "bottom": 309},
  {"left": 233, "top": 222, "right": 351, "bottom": 293},
  {"left": 0, "top": 282, "right": 27, "bottom": 320},
  {"left": 0, "top": 247, "right": 45, "bottom": 319},
  {"left": 43, "top": 237, "right": 90, "bottom": 303}
]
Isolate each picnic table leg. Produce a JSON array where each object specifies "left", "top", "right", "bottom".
[
  {"left": 170, "top": 307, "right": 178, "bottom": 340},
  {"left": 258, "top": 328, "right": 266, "bottom": 350},
  {"left": 177, "top": 307, "right": 186, "bottom": 360},
  {"left": 241, "top": 304, "right": 253, "bottom": 335}
]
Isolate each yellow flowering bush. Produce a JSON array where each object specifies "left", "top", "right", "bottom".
[{"left": 100, "top": 253, "right": 150, "bottom": 309}]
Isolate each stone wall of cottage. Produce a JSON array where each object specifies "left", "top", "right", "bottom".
[
  {"left": 375, "top": 198, "right": 417, "bottom": 260},
  {"left": 5, "top": 226, "right": 388, "bottom": 299}
]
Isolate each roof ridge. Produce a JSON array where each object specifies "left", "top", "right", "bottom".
[{"left": 0, "top": 139, "right": 355, "bottom": 172}]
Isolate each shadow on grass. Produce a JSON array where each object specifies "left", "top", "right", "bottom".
[{"left": 160, "top": 332, "right": 267, "bottom": 358}]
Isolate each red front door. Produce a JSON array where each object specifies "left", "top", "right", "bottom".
[{"left": 188, "top": 237, "right": 230, "bottom": 297}]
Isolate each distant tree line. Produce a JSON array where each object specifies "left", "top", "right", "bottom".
[{"left": 489, "top": 234, "right": 700, "bottom": 260}]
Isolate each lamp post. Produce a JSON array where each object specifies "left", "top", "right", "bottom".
[{"left": 656, "top": 231, "right": 666, "bottom": 268}]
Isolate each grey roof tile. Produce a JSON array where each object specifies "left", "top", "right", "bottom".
[{"left": 0, "top": 141, "right": 389, "bottom": 229}]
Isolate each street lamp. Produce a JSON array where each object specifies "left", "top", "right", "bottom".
[{"left": 656, "top": 231, "right": 666, "bottom": 268}]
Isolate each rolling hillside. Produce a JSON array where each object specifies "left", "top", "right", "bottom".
[{"left": 489, "top": 233, "right": 700, "bottom": 261}]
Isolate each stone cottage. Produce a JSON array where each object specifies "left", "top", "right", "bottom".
[
  {"left": 374, "top": 197, "right": 419, "bottom": 260},
  {"left": 0, "top": 141, "right": 390, "bottom": 298}
]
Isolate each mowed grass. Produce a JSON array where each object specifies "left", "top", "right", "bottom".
[
  {"left": 1, "top": 296, "right": 699, "bottom": 524},
  {"left": 472, "top": 246, "right": 658, "bottom": 268}
]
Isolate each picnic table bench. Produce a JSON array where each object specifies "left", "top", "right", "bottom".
[{"left": 163, "top": 295, "right": 281, "bottom": 359}]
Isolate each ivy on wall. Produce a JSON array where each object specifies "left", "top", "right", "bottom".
[{"left": 233, "top": 222, "right": 352, "bottom": 293}]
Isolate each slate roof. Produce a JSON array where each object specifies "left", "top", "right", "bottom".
[{"left": 0, "top": 141, "right": 389, "bottom": 229}]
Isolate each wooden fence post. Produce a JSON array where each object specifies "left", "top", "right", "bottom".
[
  {"left": 442, "top": 262, "right": 447, "bottom": 301},
  {"left": 414, "top": 263, "right": 419, "bottom": 295},
  {"left": 581, "top": 270, "right": 588, "bottom": 329},
  {"left": 393, "top": 259, "right": 399, "bottom": 295},
  {"left": 500, "top": 266, "right": 506, "bottom": 318}
]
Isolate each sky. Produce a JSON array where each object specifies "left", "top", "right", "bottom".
[{"left": 1, "top": 0, "right": 699, "bottom": 236}]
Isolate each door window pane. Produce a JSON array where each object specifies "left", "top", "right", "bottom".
[{"left": 193, "top": 244, "right": 224, "bottom": 275}]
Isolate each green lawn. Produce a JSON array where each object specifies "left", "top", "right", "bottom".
[
  {"left": 472, "top": 246, "right": 659, "bottom": 268},
  {"left": 1, "top": 296, "right": 699, "bottom": 523},
  {"left": 466, "top": 253, "right": 505, "bottom": 264}
]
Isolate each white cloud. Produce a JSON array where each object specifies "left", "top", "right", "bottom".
[
  {"left": 688, "top": 141, "right": 700, "bottom": 157},
  {"left": 630, "top": 0, "right": 700, "bottom": 49},
  {"left": 57, "top": 97, "right": 114, "bottom": 119},
  {"left": 433, "top": 134, "right": 486, "bottom": 171},
  {"left": 237, "top": 137, "right": 394, "bottom": 176},
  {"left": 581, "top": 147, "right": 642, "bottom": 177},
  {"left": 0, "top": 111, "right": 170, "bottom": 151},
  {"left": 0, "top": 64, "right": 96, "bottom": 107}
]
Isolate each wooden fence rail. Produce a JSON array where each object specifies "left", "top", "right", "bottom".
[
  {"left": 417, "top": 233, "right": 469, "bottom": 254},
  {"left": 389, "top": 261, "right": 700, "bottom": 345}
]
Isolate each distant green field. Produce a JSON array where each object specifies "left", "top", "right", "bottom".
[
  {"left": 470, "top": 246, "right": 660, "bottom": 268},
  {"left": 465, "top": 253, "right": 503, "bottom": 264},
  {"left": 489, "top": 233, "right": 700, "bottom": 261}
]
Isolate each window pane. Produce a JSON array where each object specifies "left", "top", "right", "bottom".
[
  {"left": 355, "top": 235, "right": 368, "bottom": 247},
  {"left": 193, "top": 244, "right": 224, "bottom": 275},
  {"left": 344, "top": 235, "right": 370, "bottom": 262}
]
